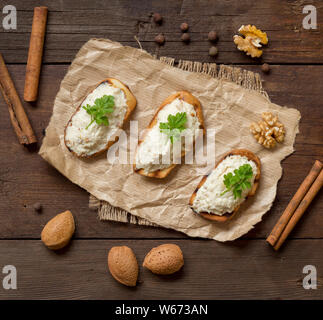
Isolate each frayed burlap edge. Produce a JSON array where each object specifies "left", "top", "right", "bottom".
[
  {"left": 89, "top": 194, "right": 159, "bottom": 226},
  {"left": 89, "top": 57, "right": 268, "bottom": 227}
]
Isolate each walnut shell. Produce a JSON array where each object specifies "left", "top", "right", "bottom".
[
  {"left": 41, "top": 210, "right": 75, "bottom": 250},
  {"left": 143, "top": 244, "right": 184, "bottom": 275},
  {"left": 108, "top": 246, "right": 139, "bottom": 286}
]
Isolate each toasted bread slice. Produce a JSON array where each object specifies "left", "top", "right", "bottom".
[
  {"left": 134, "top": 91, "right": 205, "bottom": 178},
  {"left": 189, "top": 149, "right": 261, "bottom": 222},
  {"left": 64, "top": 78, "right": 136, "bottom": 158}
]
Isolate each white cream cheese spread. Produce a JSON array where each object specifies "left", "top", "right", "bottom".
[
  {"left": 65, "top": 82, "right": 128, "bottom": 157},
  {"left": 135, "top": 98, "right": 201, "bottom": 173},
  {"left": 192, "top": 155, "right": 257, "bottom": 215}
]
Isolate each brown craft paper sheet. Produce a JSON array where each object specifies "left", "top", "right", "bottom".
[{"left": 39, "top": 39, "right": 301, "bottom": 241}]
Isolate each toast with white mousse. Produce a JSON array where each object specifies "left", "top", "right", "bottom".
[
  {"left": 189, "top": 149, "right": 261, "bottom": 222},
  {"left": 134, "top": 91, "right": 205, "bottom": 178},
  {"left": 64, "top": 78, "right": 136, "bottom": 158}
]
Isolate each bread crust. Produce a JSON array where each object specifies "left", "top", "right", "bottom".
[
  {"left": 189, "top": 149, "right": 261, "bottom": 222},
  {"left": 134, "top": 91, "right": 205, "bottom": 178},
  {"left": 64, "top": 78, "right": 137, "bottom": 158}
]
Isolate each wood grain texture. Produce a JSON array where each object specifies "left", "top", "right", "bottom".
[
  {"left": 0, "top": 0, "right": 322, "bottom": 63},
  {"left": 0, "top": 239, "right": 322, "bottom": 299},
  {"left": 0, "top": 65, "right": 322, "bottom": 239}
]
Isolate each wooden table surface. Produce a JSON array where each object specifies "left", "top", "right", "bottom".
[{"left": 0, "top": 0, "right": 322, "bottom": 300}]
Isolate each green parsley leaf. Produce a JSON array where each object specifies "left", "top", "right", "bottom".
[
  {"left": 220, "top": 163, "right": 254, "bottom": 199},
  {"left": 82, "top": 95, "right": 115, "bottom": 129},
  {"left": 159, "top": 112, "right": 187, "bottom": 143}
]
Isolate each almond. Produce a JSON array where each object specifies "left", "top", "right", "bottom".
[
  {"left": 108, "top": 246, "right": 139, "bottom": 287},
  {"left": 143, "top": 244, "right": 184, "bottom": 275},
  {"left": 41, "top": 210, "right": 75, "bottom": 250}
]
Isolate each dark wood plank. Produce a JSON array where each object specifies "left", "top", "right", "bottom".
[
  {"left": 0, "top": 0, "right": 322, "bottom": 63},
  {"left": 0, "top": 64, "right": 322, "bottom": 239},
  {"left": 0, "top": 239, "right": 321, "bottom": 299}
]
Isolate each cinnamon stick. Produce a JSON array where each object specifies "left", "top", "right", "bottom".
[
  {"left": 266, "top": 160, "right": 322, "bottom": 247},
  {"left": 273, "top": 169, "right": 323, "bottom": 250},
  {"left": 24, "top": 6, "right": 48, "bottom": 102},
  {"left": 0, "top": 53, "right": 37, "bottom": 145}
]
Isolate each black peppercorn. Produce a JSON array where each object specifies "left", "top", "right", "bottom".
[
  {"left": 155, "top": 34, "right": 165, "bottom": 45},
  {"left": 261, "top": 63, "right": 270, "bottom": 73},
  {"left": 209, "top": 46, "right": 218, "bottom": 57},
  {"left": 180, "top": 22, "right": 189, "bottom": 32},
  {"left": 181, "top": 33, "right": 190, "bottom": 43},
  {"left": 208, "top": 31, "right": 218, "bottom": 42},
  {"left": 33, "top": 202, "right": 42, "bottom": 212},
  {"left": 153, "top": 13, "right": 163, "bottom": 24}
]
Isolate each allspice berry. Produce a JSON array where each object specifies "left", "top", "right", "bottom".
[
  {"left": 155, "top": 34, "right": 165, "bottom": 45},
  {"left": 153, "top": 13, "right": 163, "bottom": 24},
  {"left": 261, "top": 63, "right": 270, "bottom": 73},
  {"left": 208, "top": 30, "right": 218, "bottom": 42},
  {"left": 209, "top": 46, "right": 218, "bottom": 57},
  {"left": 181, "top": 33, "right": 190, "bottom": 43},
  {"left": 33, "top": 202, "right": 42, "bottom": 212},
  {"left": 180, "top": 22, "right": 189, "bottom": 32}
]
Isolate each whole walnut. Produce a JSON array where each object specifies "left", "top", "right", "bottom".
[{"left": 250, "top": 112, "right": 285, "bottom": 149}]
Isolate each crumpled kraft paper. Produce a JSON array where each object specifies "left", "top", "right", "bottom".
[{"left": 39, "top": 38, "right": 301, "bottom": 241}]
